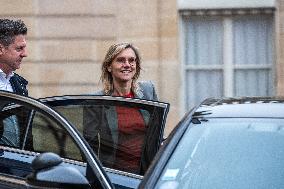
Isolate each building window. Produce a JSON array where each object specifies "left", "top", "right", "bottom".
[{"left": 181, "top": 9, "right": 275, "bottom": 110}]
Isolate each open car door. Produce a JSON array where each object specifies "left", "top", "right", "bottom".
[
  {"left": 0, "top": 91, "right": 113, "bottom": 189},
  {"left": 40, "top": 95, "right": 169, "bottom": 177}
]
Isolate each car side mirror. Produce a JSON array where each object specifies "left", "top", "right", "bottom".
[{"left": 26, "top": 152, "right": 90, "bottom": 189}]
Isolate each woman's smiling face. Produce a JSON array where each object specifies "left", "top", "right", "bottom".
[{"left": 108, "top": 47, "right": 137, "bottom": 83}]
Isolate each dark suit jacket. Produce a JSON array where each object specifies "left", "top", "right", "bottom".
[
  {"left": 10, "top": 73, "right": 28, "bottom": 96},
  {"left": 9, "top": 73, "right": 32, "bottom": 150},
  {"left": 94, "top": 81, "right": 158, "bottom": 100}
]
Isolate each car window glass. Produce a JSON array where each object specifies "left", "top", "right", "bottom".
[
  {"left": 32, "top": 111, "right": 83, "bottom": 161},
  {"left": 0, "top": 100, "right": 84, "bottom": 179},
  {"left": 0, "top": 103, "right": 30, "bottom": 149},
  {"left": 0, "top": 101, "right": 83, "bottom": 162},
  {"left": 45, "top": 98, "right": 168, "bottom": 175},
  {"left": 83, "top": 104, "right": 152, "bottom": 174}
]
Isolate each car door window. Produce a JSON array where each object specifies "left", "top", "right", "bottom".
[
  {"left": 0, "top": 93, "right": 112, "bottom": 189},
  {"left": 41, "top": 96, "right": 169, "bottom": 175},
  {"left": 0, "top": 103, "right": 30, "bottom": 149},
  {"left": 0, "top": 102, "right": 81, "bottom": 180},
  {"left": 31, "top": 111, "right": 83, "bottom": 161},
  {"left": 83, "top": 104, "right": 152, "bottom": 174},
  {"left": 0, "top": 102, "right": 83, "bottom": 162}
]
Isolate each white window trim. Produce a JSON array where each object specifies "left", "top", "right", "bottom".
[
  {"left": 223, "top": 18, "right": 234, "bottom": 97},
  {"left": 178, "top": 0, "right": 275, "bottom": 10}
]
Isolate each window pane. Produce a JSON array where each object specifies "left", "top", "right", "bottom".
[
  {"left": 48, "top": 100, "right": 167, "bottom": 175},
  {"left": 185, "top": 17, "right": 223, "bottom": 66},
  {"left": 184, "top": 16, "right": 223, "bottom": 110},
  {"left": 233, "top": 15, "right": 274, "bottom": 96},
  {"left": 234, "top": 69, "right": 272, "bottom": 96},
  {"left": 233, "top": 15, "right": 273, "bottom": 65},
  {"left": 32, "top": 111, "right": 83, "bottom": 161},
  {"left": 183, "top": 13, "right": 274, "bottom": 111},
  {"left": 186, "top": 70, "right": 223, "bottom": 109},
  {"left": 83, "top": 105, "right": 151, "bottom": 174},
  {"left": 0, "top": 104, "right": 30, "bottom": 149},
  {"left": 0, "top": 102, "right": 82, "bottom": 160}
]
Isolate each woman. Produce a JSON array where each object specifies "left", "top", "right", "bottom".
[
  {"left": 96, "top": 42, "right": 158, "bottom": 100},
  {"left": 84, "top": 42, "right": 158, "bottom": 174}
]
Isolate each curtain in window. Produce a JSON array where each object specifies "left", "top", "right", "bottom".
[
  {"left": 233, "top": 16, "right": 274, "bottom": 96},
  {"left": 184, "top": 14, "right": 274, "bottom": 110},
  {"left": 185, "top": 17, "right": 223, "bottom": 108}
]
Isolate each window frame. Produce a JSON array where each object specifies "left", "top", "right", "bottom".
[{"left": 180, "top": 8, "right": 275, "bottom": 113}]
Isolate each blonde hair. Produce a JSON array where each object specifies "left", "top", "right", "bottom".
[{"left": 100, "top": 42, "right": 141, "bottom": 95}]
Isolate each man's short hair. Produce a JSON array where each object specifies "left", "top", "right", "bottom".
[{"left": 0, "top": 19, "right": 27, "bottom": 47}]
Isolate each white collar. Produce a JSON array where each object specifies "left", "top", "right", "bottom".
[{"left": 0, "top": 69, "right": 14, "bottom": 80}]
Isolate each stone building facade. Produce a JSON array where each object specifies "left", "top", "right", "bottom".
[{"left": 1, "top": 0, "right": 284, "bottom": 134}]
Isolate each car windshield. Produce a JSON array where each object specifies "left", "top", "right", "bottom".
[{"left": 155, "top": 118, "right": 284, "bottom": 189}]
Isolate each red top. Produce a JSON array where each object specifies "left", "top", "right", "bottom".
[{"left": 114, "top": 91, "right": 146, "bottom": 173}]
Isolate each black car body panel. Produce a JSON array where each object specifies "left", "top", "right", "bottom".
[{"left": 140, "top": 97, "right": 284, "bottom": 189}]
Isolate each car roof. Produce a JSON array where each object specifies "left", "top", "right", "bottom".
[{"left": 193, "top": 97, "right": 284, "bottom": 118}]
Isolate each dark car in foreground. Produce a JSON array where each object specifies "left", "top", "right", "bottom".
[
  {"left": 140, "top": 97, "right": 284, "bottom": 189},
  {"left": 0, "top": 91, "right": 169, "bottom": 189}
]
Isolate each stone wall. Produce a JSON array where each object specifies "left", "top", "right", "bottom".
[{"left": 0, "top": 0, "right": 180, "bottom": 134}]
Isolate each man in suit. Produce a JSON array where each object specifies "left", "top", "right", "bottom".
[
  {"left": 0, "top": 18, "right": 28, "bottom": 96},
  {"left": 0, "top": 18, "right": 29, "bottom": 148}
]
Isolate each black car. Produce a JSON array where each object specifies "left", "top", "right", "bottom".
[
  {"left": 0, "top": 91, "right": 169, "bottom": 189},
  {"left": 140, "top": 97, "right": 284, "bottom": 189}
]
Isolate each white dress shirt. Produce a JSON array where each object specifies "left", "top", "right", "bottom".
[
  {"left": 0, "top": 69, "right": 14, "bottom": 92},
  {"left": 0, "top": 69, "right": 19, "bottom": 147}
]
